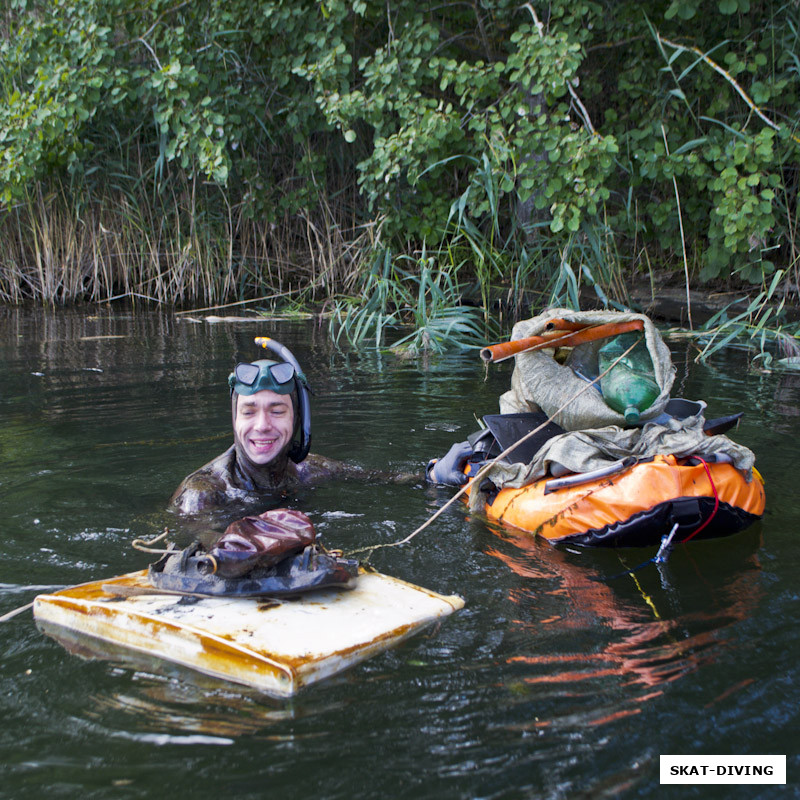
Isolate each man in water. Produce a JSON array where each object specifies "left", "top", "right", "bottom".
[{"left": 170, "top": 338, "right": 408, "bottom": 515}]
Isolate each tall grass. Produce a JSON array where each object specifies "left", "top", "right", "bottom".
[
  {"left": 0, "top": 157, "right": 369, "bottom": 307},
  {"left": 329, "top": 247, "right": 494, "bottom": 354},
  {"left": 684, "top": 268, "right": 800, "bottom": 366}
]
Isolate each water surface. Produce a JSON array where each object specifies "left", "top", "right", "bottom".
[{"left": 0, "top": 308, "right": 796, "bottom": 799}]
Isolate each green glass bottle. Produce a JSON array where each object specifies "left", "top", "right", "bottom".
[{"left": 598, "top": 333, "right": 660, "bottom": 424}]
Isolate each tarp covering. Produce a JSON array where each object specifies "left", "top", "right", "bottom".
[{"left": 499, "top": 307, "right": 676, "bottom": 430}]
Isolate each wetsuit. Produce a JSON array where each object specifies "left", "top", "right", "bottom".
[{"left": 169, "top": 445, "right": 364, "bottom": 515}]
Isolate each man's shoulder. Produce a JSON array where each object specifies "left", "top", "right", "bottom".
[
  {"left": 169, "top": 445, "right": 236, "bottom": 514},
  {"left": 169, "top": 473, "right": 228, "bottom": 515}
]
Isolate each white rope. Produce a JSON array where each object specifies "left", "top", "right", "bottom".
[
  {"left": 347, "top": 339, "right": 640, "bottom": 560},
  {"left": 130, "top": 528, "right": 174, "bottom": 554}
]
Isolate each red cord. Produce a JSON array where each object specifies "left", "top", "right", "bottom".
[{"left": 682, "top": 457, "right": 720, "bottom": 543}]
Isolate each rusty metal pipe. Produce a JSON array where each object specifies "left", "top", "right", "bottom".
[
  {"left": 542, "top": 318, "right": 589, "bottom": 333},
  {"left": 480, "top": 319, "right": 645, "bottom": 363}
]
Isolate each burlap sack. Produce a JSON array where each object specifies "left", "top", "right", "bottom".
[{"left": 498, "top": 308, "right": 676, "bottom": 430}]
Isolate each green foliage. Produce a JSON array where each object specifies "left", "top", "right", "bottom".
[
  {"left": 702, "top": 128, "right": 781, "bottom": 282},
  {"left": 0, "top": 0, "right": 339, "bottom": 213},
  {"left": 597, "top": 2, "right": 800, "bottom": 288},
  {"left": 0, "top": 0, "right": 799, "bottom": 313},
  {"left": 329, "top": 250, "right": 407, "bottom": 349},
  {"left": 307, "top": 9, "right": 618, "bottom": 243},
  {"left": 390, "top": 259, "right": 493, "bottom": 354},
  {"left": 329, "top": 249, "right": 491, "bottom": 353}
]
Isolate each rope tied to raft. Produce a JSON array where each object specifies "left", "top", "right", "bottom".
[
  {"left": 681, "top": 457, "right": 720, "bottom": 544},
  {"left": 0, "top": 583, "right": 69, "bottom": 623},
  {"left": 131, "top": 527, "right": 174, "bottom": 554},
  {"left": 347, "top": 338, "right": 643, "bottom": 561}
]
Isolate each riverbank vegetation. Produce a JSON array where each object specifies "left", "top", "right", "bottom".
[{"left": 0, "top": 0, "right": 798, "bottom": 350}]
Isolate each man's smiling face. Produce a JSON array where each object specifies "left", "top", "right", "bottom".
[{"left": 234, "top": 389, "right": 294, "bottom": 465}]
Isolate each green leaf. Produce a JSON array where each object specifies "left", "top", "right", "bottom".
[{"left": 750, "top": 81, "right": 769, "bottom": 104}]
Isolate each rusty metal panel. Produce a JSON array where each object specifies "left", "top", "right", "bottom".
[{"left": 33, "top": 570, "right": 464, "bottom": 697}]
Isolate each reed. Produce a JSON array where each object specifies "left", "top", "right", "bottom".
[
  {"left": 0, "top": 153, "right": 369, "bottom": 307},
  {"left": 328, "top": 246, "right": 496, "bottom": 354},
  {"left": 677, "top": 268, "right": 800, "bottom": 366}
]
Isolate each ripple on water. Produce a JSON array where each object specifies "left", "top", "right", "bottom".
[{"left": 0, "top": 311, "right": 796, "bottom": 800}]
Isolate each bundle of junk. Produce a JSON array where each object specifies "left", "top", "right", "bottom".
[
  {"left": 148, "top": 508, "right": 359, "bottom": 597},
  {"left": 427, "top": 308, "right": 765, "bottom": 548}
]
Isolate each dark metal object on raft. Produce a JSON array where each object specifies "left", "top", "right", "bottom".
[{"left": 148, "top": 543, "right": 359, "bottom": 598}]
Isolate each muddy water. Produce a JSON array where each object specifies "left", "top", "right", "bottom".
[{"left": 0, "top": 308, "right": 796, "bottom": 799}]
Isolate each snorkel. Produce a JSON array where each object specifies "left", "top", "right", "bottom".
[{"left": 229, "top": 338, "right": 312, "bottom": 464}]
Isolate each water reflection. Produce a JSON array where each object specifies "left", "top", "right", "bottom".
[
  {"left": 86, "top": 674, "right": 297, "bottom": 740},
  {"left": 484, "top": 525, "right": 763, "bottom": 725},
  {"left": 768, "top": 368, "right": 800, "bottom": 431}
]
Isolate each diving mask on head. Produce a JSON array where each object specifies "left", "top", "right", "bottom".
[
  {"left": 229, "top": 360, "right": 297, "bottom": 396},
  {"left": 228, "top": 338, "right": 312, "bottom": 463}
]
